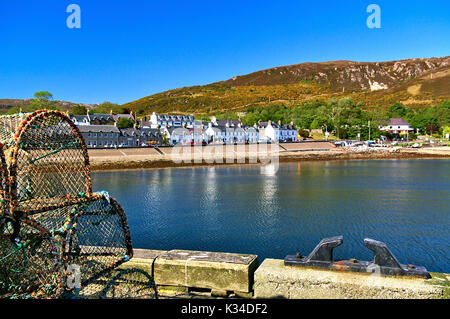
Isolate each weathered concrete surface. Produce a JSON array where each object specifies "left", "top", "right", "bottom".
[
  {"left": 119, "top": 249, "right": 167, "bottom": 274},
  {"left": 154, "top": 250, "right": 258, "bottom": 293},
  {"left": 254, "top": 259, "right": 446, "bottom": 299}
]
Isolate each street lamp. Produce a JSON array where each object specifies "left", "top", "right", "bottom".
[{"left": 322, "top": 124, "right": 328, "bottom": 140}]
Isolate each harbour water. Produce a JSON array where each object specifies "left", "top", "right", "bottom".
[{"left": 92, "top": 159, "right": 450, "bottom": 273}]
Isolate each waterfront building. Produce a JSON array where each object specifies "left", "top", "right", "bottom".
[
  {"left": 257, "top": 121, "right": 279, "bottom": 142},
  {"left": 149, "top": 112, "right": 195, "bottom": 129},
  {"left": 278, "top": 122, "right": 298, "bottom": 142},
  {"left": 70, "top": 114, "right": 90, "bottom": 126},
  {"left": 88, "top": 113, "right": 115, "bottom": 125},
  {"left": 380, "top": 118, "right": 414, "bottom": 134},
  {"left": 78, "top": 125, "right": 120, "bottom": 148},
  {"left": 70, "top": 112, "right": 135, "bottom": 126},
  {"left": 77, "top": 124, "right": 162, "bottom": 148},
  {"left": 119, "top": 128, "right": 163, "bottom": 147}
]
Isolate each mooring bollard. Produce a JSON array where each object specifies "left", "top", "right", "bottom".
[{"left": 284, "top": 236, "right": 431, "bottom": 279}]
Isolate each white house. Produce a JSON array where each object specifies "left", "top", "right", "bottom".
[
  {"left": 258, "top": 121, "right": 279, "bottom": 142},
  {"left": 380, "top": 118, "right": 414, "bottom": 134},
  {"left": 149, "top": 112, "right": 194, "bottom": 129}
]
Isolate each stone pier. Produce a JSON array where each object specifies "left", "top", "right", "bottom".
[{"left": 120, "top": 249, "right": 448, "bottom": 299}]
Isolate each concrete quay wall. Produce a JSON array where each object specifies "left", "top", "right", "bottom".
[{"left": 120, "top": 248, "right": 448, "bottom": 299}]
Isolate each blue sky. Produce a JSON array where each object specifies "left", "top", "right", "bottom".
[{"left": 0, "top": 0, "right": 449, "bottom": 104}]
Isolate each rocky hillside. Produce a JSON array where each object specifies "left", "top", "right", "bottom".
[
  {"left": 124, "top": 56, "right": 450, "bottom": 116},
  {"left": 223, "top": 57, "right": 450, "bottom": 92}
]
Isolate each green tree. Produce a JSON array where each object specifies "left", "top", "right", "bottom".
[
  {"left": 443, "top": 126, "right": 450, "bottom": 138},
  {"left": 116, "top": 118, "right": 135, "bottom": 129},
  {"left": 298, "top": 129, "right": 310, "bottom": 139},
  {"left": 30, "top": 91, "right": 57, "bottom": 110},
  {"left": 71, "top": 104, "right": 87, "bottom": 115},
  {"left": 90, "top": 102, "right": 128, "bottom": 114},
  {"left": 387, "top": 103, "right": 407, "bottom": 118}
]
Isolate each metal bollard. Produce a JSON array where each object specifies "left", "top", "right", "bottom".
[{"left": 284, "top": 236, "right": 431, "bottom": 279}]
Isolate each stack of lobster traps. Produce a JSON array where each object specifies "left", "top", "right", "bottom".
[{"left": 0, "top": 110, "right": 141, "bottom": 299}]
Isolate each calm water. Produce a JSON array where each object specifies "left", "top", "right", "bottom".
[{"left": 92, "top": 160, "right": 450, "bottom": 273}]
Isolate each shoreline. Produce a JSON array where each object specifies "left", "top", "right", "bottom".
[{"left": 88, "top": 146, "right": 450, "bottom": 172}]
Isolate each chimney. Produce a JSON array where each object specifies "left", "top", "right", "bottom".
[
  {"left": 110, "top": 109, "right": 113, "bottom": 115},
  {"left": 278, "top": 120, "right": 281, "bottom": 126}
]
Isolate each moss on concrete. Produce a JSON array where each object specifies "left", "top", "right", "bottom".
[
  {"left": 154, "top": 250, "right": 258, "bottom": 293},
  {"left": 254, "top": 259, "right": 445, "bottom": 299},
  {"left": 427, "top": 273, "right": 450, "bottom": 299}
]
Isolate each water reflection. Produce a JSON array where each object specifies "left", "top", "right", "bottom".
[{"left": 92, "top": 160, "right": 450, "bottom": 272}]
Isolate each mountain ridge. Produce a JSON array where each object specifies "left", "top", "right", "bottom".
[{"left": 2, "top": 57, "right": 449, "bottom": 116}]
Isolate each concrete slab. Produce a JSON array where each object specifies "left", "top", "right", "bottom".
[
  {"left": 254, "top": 259, "right": 445, "bottom": 299},
  {"left": 119, "top": 249, "right": 167, "bottom": 274},
  {"left": 154, "top": 250, "right": 258, "bottom": 293}
]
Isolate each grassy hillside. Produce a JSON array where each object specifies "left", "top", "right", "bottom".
[{"left": 123, "top": 57, "right": 450, "bottom": 117}]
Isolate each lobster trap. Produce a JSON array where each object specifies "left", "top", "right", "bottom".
[{"left": 0, "top": 110, "right": 141, "bottom": 299}]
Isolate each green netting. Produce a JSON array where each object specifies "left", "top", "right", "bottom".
[{"left": 0, "top": 110, "right": 153, "bottom": 299}]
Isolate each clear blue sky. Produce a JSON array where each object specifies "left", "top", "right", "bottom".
[{"left": 0, "top": 0, "right": 449, "bottom": 104}]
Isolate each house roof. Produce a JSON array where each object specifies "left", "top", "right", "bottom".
[
  {"left": 157, "top": 114, "right": 194, "bottom": 121},
  {"left": 388, "top": 118, "right": 410, "bottom": 126},
  {"left": 139, "top": 121, "right": 153, "bottom": 127},
  {"left": 77, "top": 125, "right": 120, "bottom": 133},
  {"left": 89, "top": 114, "right": 115, "bottom": 122},
  {"left": 70, "top": 115, "right": 89, "bottom": 122},
  {"left": 113, "top": 114, "right": 135, "bottom": 121},
  {"left": 280, "top": 124, "right": 296, "bottom": 130},
  {"left": 215, "top": 120, "right": 242, "bottom": 127}
]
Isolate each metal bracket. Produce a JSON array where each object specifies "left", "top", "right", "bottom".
[{"left": 284, "top": 236, "right": 431, "bottom": 279}]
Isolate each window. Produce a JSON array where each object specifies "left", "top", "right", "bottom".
[
  {"left": 88, "top": 133, "right": 91, "bottom": 137},
  {"left": 99, "top": 141, "right": 102, "bottom": 146},
  {"left": 93, "top": 133, "right": 97, "bottom": 137},
  {"left": 110, "top": 133, "right": 113, "bottom": 138}
]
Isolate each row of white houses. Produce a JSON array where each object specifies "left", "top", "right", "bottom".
[
  {"left": 160, "top": 119, "right": 298, "bottom": 145},
  {"left": 71, "top": 111, "right": 299, "bottom": 147}
]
